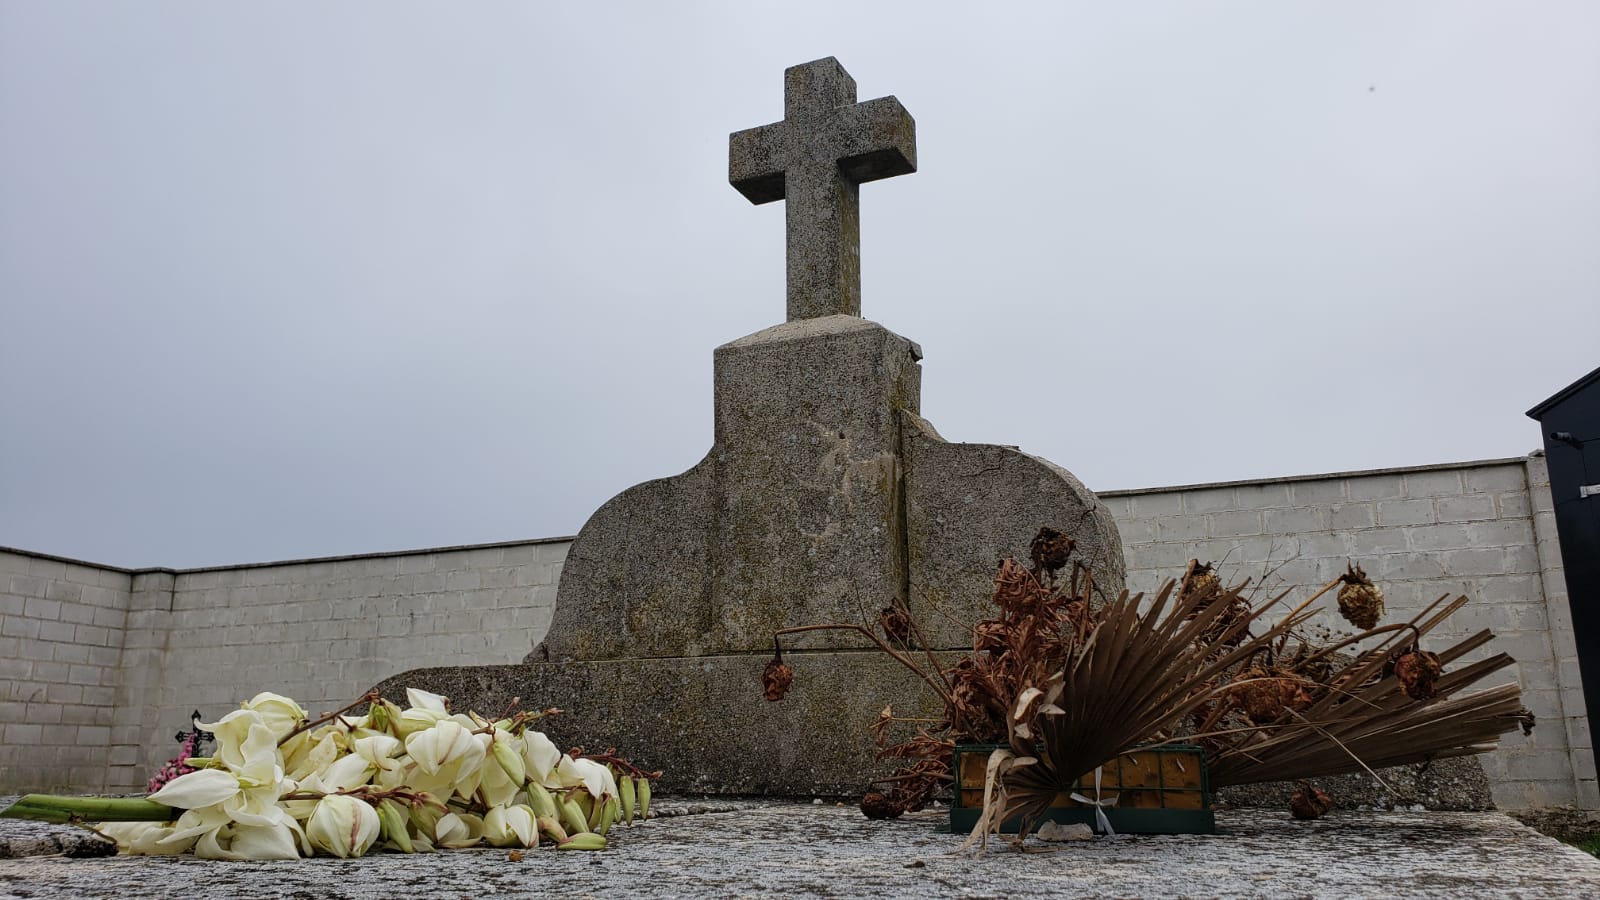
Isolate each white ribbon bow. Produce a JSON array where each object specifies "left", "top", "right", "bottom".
[{"left": 1069, "top": 765, "right": 1120, "bottom": 836}]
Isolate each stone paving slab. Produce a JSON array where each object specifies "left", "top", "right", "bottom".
[{"left": 3, "top": 801, "right": 1598, "bottom": 898}]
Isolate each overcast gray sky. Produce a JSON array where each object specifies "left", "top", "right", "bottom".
[{"left": 2, "top": 2, "right": 1596, "bottom": 569}]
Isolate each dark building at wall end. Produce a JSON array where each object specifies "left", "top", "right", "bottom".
[{"left": 1528, "top": 364, "right": 1600, "bottom": 754}]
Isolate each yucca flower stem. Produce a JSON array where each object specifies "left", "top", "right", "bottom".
[{"left": 0, "top": 794, "right": 175, "bottom": 824}]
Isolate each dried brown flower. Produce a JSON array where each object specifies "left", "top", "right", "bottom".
[
  {"left": 870, "top": 705, "right": 896, "bottom": 746},
  {"left": 763, "top": 658, "right": 794, "bottom": 702},
  {"left": 1286, "top": 643, "right": 1333, "bottom": 685},
  {"left": 1029, "top": 527, "right": 1076, "bottom": 579},
  {"left": 973, "top": 619, "right": 1009, "bottom": 655},
  {"left": 1518, "top": 707, "right": 1537, "bottom": 736},
  {"left": 1337, "top": 563, "right": 1385, "bottom": 630},
  {"left": 879, "top": 605, "right": 912, "bottom": 644},
  {"left": 1178, "top": 562, "right": 1251, "bottom": 650},
  {"left": 992, "top": 557, "right": 1037, "bottom": 609},
  {"left": 860, "top": 792, "right": 899, "bottom": 819},
  {"left": 1290, "top": 780, "right": 1332, "bottom": 820},
  {"left": 1179, "top": 560, "right": 1220, "bottom": 600},
  {"left": 1199, "top": 592, "right": 1253, "bottom": 648},
  {"left": 1391, "top": 646, "right": 1443, "bottom": 701},
  {"left": 1231, "top": 666, "right": 1316, "bottom": 725}
]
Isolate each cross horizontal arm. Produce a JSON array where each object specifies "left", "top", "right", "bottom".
[
  {"left": 729, "top": 122, "right": 788, "bottom": 205},
  {"left": 826, "top": 96, "right": 917, "bottom": 184}
]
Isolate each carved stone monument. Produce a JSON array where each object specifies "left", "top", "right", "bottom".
[{"left": 378, "top": 58, "right": 1124, "bottom": 794}]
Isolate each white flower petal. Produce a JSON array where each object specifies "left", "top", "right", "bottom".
[
  {"left": 522, "top": 731, "right": 561, "bottom": 783},
  {"left": 242, "top": 692, "right": 307, "bottom": 740},
  {"left": 199, "top": 710, "right": 266, "bottom": 770},
  {"left": 320, "top": 752, "right": 375, "bottom": 791},
  {"left": 556, "top": 756, "right": 611, "bottom": 799},
  {"left": 433, "top": 811, "right": 483, "bottom": 849},
  {"left": 354, "top": 733, "right": 402, "bottom": 768},
  {"left": 98, "top": 822, "right": 190, "bottom": 856},
  {"left": 229, "top": 822, "right": 302, "bottom": 860},
  {"left": 307, "top": 795, "right": 380, "bottom": 858},
  {"left": 193, "top": 827, "right": 245, "bottom": 861},
  {"left": 148, "top": 769, "right": 241, "bottom": 810},
  {"left": 405, "top": 688, "right": 449, "bottom": 714}
]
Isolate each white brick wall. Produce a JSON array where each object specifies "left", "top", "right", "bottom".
[
  {"left": 0, "top": 550, "right": 131, "bottom": 792},
  {"left": 114, "top": 540, "right": 569, "bottom": 791},
  {"left": 0, "top": 540, "right": 567, "bottom": 794},
  {"left": 1101, "top": 455, "right": 1592, "bottom": 809}
]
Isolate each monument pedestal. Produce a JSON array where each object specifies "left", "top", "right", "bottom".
[
  {"left": 377, "top": 653, "right": 953, "bottom": 795},
  {"left": 377, "top": 315, "right": 1124, "bottom": 794}
]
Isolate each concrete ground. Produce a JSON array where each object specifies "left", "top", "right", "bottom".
[{"left": 3, "top": 799, "right": 1599, "bottom": 898}]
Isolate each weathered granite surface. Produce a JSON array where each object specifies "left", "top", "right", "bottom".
[
  {"left": 4, "top": 805, "right": 1598, "bottom": 898},
  {"left": 534, "top": 317, "right": 927, "bottom": 661},
  {"left": 529, "top": 316, "right": 1125, "bottom": 665},
  {"left": 376, "top": 652, "right": 953, "bottom": 796},
  {"left": 1216, "top": 757, "right": 1494, "bottom": 812},
  {"left": 903, "top": 412, "right": 1127, "bottom": 645}
]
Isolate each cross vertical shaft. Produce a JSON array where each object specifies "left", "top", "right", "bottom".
[{"left": 729, "top": 58, "right": 917, "bottom": 321}]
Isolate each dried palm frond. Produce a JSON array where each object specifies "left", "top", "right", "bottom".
[
  {"left": 1203, "top": 594, "right": 1531, "bottom": 787},
  {"left": 764, "top": 527, "right": 1530, "bottom": 836},
  {"left": 963, "top": 578, "right": 1318, "bottom": 849}
]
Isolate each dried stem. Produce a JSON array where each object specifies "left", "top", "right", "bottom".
[
  {"left": 278, "top": 690, "right": 379, "bottom": 747},
  {"left": 773, "top": 624, "right": 953, "bottom": 702}
]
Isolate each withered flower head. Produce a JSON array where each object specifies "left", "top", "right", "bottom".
[
  {"left": 1391, "top": 645, "right": 1443, "bottom": 701},
  {"left": 860, "top": 792, "right": 900, "bottom": 820},
  {"left": 1337, "top": 562, "right": 1386, "bottom": 630},
  {"left": 879, "top": 605, "right": 912, "bottom": 644},
  {"left": 1180, "top": 560, "right": 1220, "bottom": 599},
  {"left": 1029, "top": 527, "right": 1076, "bottom": 579},
  {"left": 1231, "top": 666, "right": 1315, "bottom": 725},
  {"left": 1290, "top": 780, "right": 1332, "bottom": 820},
  {"left": 763, "top": 657, "right": 794, "bottom": 702},
  {"left": 973, "top": 619, "right": 1009, "bottom": 655},
  {"left": 992, "top": 557, "right": 1039, "bottom": 610}
]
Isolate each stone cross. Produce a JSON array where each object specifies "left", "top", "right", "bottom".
[{"left": 728, "top": 57, "right": 917, "bottom": 322}]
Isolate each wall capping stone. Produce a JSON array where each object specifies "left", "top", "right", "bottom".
[
  {"left": 0, "top": 535, "right": 577, "bottom": 577},
  {"left": 1099, "top": 455, "right": 1534, "bottom": 498}
]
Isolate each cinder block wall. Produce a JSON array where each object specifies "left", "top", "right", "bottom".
[
  {"left": 1101, "top": 455, "right": 1591, "bottom": 809},
  {"left": 0, "top": 550, "right": 132, "bottom": 792},
  {"left": 112, "top": 539, "right": 569, "bottom": 791},
  {"left": 0, "top": 540, "right": 567, "bottom": 794},
  {"left": 0, "top": 456, "right": 1589, "bottom": 808}
]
